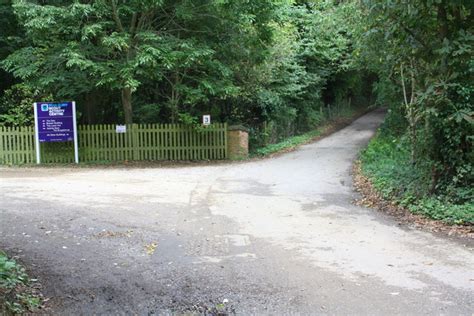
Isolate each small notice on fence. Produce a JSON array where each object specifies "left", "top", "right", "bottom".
[
  {"left": 116, "top": 125, "right": 126, "bottom": 133},
  {"left": 202, "top": 115, "right": 211, "bottom": 125}
]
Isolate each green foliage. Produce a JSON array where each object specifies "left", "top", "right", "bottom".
[
  {"left": 0, "top": 1, "right": 23, "bottom": 96},
  {"left": 1, "top": 0, "right": 274, "bottom": 123},
  {"left": 239, "top": 1, "right": 373, "bottom": 149},
  {"left": 0, "top": 83, "right": 51, "bottom": 127},
  {"left": 0, "top": 251, "right": 41, "bottom": 314},
  {"left": 359, "top": 0, "right": 474, "bottom": 193},
  {"left": 354, "top": 1, "right": 473, "bottom": 224},
  {"left": 0, "top": 252, "right": 27, "bottom": 289},
  {"left": 252, "top": 129, "right": 322, "bottom": 157},
  {"left": 176, "top": 112, "right": 197, "bottom": 125},
  {"left": 0, "top": 0, "right": 371, "bottom": 132},
  {"left": 252, "top": 104, "right": 364, "bottom": 156},
  {"left": 361, "top": 133, "right": 473, "bottom": 225},
  {"left": 408, "top": 198, "right": 474, "bottom": 225}
]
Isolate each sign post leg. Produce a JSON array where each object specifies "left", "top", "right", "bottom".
[
  {"left": 72, "top": 101, "right": 79, "bottom": 164},
  {"left": 33, "top": 102, "right": 41, "bottom": 164}
]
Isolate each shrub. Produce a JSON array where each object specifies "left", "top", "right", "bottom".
[{"left": 360, "top": 132, "right": 474, "bottom": 225}]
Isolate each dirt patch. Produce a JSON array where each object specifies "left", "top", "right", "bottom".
[
  {"left": 352, "top": 161, "right": 474, "bottom": 242},
  {"left": 94, "top": 230, "right": 134, "bottom": 239},
  {"left": 172, "top": 300, "right": 236, "bottom": 316}
]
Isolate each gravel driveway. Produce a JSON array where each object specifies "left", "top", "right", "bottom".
[{"left": 1, "top": 109, "right": 473, "bottom": 315}]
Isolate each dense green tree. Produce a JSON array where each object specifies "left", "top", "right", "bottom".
[
  {"left": 2, "top": 0, "right": 279, "bottom": 124},
  {"left": 359, "top": 0, "right": 473, "bottom": 196},
  {"left": 1, "top": 0, "right": 369, "bottom": 128},
  {"left": 0, "top": 0, "right": 23, "bottom": 96}
]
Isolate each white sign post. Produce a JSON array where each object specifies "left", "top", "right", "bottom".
[
  {"left": 72, "top": 101, "right": 79, "bottom": 164},
  {"left": 33, "top": 103, "right": 40, "bottom": 164},
  {"left": 33, "top": 101, "right": 79, "bottom": 164}
]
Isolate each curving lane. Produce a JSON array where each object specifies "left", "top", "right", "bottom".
[{"left": 1, "top": 109, "right": 473, "bottom": 314}]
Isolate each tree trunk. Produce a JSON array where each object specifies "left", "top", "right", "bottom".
[
  {"left": 84, "top": 91, "right": 97, "bottom": 124},
  {"left": 437, "top": 2, "right": 448, "bottom": 40},
  {"left": 169, "top": 72, "right": 182, "bottom": 123},
  {"left": 121, "top": 87, "right": 133, "bottom": 124},
  {"left": 400, "top": 62, "right": 418, "bottom": 165}
]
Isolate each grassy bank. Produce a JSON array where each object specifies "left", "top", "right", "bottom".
[
  {"left": 360, "top": 134, "right": 474, "bottom": 225},
  {"left": 0, "top": 251, "right": 42, "bottom": 314}
]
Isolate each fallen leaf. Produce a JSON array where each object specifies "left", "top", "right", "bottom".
[{"left": 144, "top": 242, "right": 158, "bottom": 255}]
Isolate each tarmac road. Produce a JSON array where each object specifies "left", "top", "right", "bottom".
[{"left": 1, "top": 109, "right": 473, "bottom": 315}]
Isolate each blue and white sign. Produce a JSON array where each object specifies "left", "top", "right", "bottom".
[
  {"left": 33, "top": 101, "right": 79, "bottom": 164},
  {"left": 35, "top": 102, "right": 75, "bottom": 142}
]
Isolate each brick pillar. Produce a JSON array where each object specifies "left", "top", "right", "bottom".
[{"left": 227, "top": 125, "right": 249, "bottom": 160}]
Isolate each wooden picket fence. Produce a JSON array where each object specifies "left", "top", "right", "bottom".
[{"left": 0, "top": 123, "right": 228, "bottom": 164}]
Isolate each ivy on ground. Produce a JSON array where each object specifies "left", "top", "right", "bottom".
[{"left": 0, "top": 251, "right": 42, "bottom": 314}]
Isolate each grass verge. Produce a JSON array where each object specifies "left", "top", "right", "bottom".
[{"left": 0, "top": 251, "right": 43, "bottom": 314}]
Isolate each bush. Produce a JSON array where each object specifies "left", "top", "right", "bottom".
[{"left": 0, "top": 83, "right": 52, "bottom": 127}]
